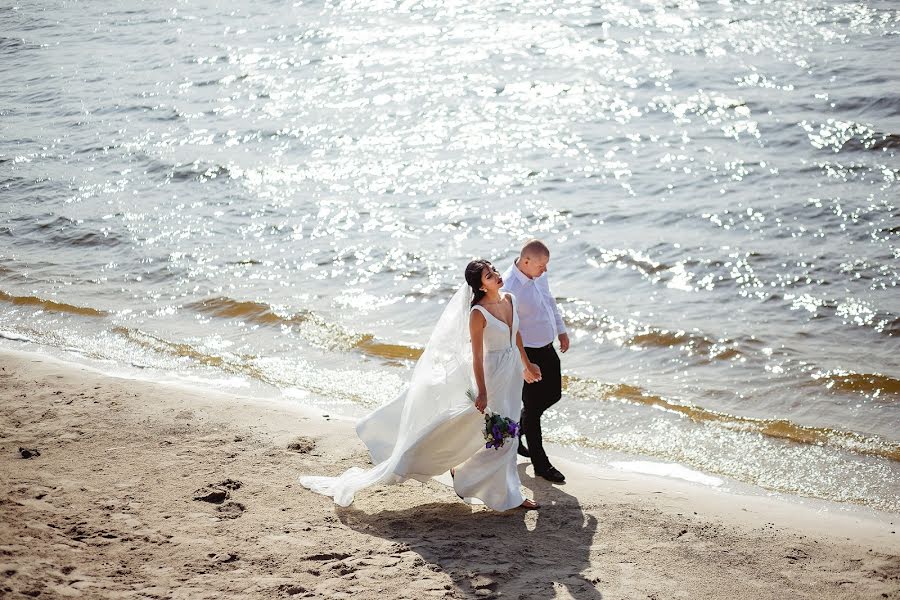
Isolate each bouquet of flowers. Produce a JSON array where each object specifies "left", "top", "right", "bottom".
[{"left": 467, "top": 389, "right": 520, "bottom": 450}]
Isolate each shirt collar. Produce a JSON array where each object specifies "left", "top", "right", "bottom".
[{"left": 511, "top": 259, "right": 533, "bottom": 284}]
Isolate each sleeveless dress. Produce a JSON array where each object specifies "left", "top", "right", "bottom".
[
  {"left": 300, "top": 292, "right": 526, "bottom": 511},
  {"left": 452, "top": 294, "right": 526, "bottom": 511}
]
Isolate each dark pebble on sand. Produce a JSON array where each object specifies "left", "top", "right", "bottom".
[
  {"left": 18, "top": 447, "right": 40, "bottom": 459},
  {"left": 210, "top": 552, "right": 239, "bottom": 563},
  {"left": 193, "top": 487, "right": 228, "bottom": 504}
]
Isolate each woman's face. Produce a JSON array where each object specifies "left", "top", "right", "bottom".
[{"left": 481, "top": 264, "right": 503, "bottom": 292}]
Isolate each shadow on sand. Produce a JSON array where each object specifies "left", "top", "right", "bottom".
[{"left": 337, "top": 464, "right": 604, "bottom": 599}]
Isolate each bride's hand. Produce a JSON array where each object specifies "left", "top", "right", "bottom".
[
  {"left": 475, "top": 392, "right": 488, "bottom": 414},
  {"left": 524, "top": 362, "right": 542, "bottom": 384}
]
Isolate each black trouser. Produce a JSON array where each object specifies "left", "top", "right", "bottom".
[{"left": 521, "top": 343, "right": 562, "bottom": 472}]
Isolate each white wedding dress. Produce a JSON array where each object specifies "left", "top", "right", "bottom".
[{"left": 299, "top": 287, "right": 526, "bottom": 511}]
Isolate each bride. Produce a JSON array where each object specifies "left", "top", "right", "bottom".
[{"left": 299, "top": 259, "right": 542, "bottom": 510}]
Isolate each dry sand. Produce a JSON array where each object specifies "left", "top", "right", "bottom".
[{"left": 1, "top": 348, "right": 898, "bottom": 599}]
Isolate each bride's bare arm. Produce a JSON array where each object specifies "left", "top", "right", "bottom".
[
  {"left": 516, "top": 331, "right": 542, "bottom": 383},
  {"left": 469, "top": 310, "right": 488, "bottom": 413}
]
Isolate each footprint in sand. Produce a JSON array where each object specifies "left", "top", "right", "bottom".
[
  {"left": 287, "top": 437, "right": 316, "bottom": 454},
  {"left": 216, "top": 502, "right": 246, "bottom": 519},
  {"left": 276, "top": 583, "right": 309, "bottom": 596}
]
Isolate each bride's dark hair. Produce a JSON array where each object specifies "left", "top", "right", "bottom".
[{"left": 464, "top": 259, "right": 493, "bottom": 307}]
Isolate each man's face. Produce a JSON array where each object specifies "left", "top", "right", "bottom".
[{"left": 520, "top": 253, "right": 549, "bottom": 279}]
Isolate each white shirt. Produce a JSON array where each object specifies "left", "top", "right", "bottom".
[{"left": 501, "top": 260, "right": 566, "bottom": 348}]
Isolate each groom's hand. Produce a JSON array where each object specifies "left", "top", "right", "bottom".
[{"left": 558, "top": 333, "right": 570, "bottom": 353}]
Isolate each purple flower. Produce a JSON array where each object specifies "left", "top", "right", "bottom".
[{"left": 480, "top": 412, "right": 521, "bottom": 449}]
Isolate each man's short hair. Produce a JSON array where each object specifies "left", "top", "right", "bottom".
[{"left": 520, "top": 239, "right": 550, "bottom": 259}]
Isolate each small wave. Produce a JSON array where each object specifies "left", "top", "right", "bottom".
[
  {"left": 841, "top": 132, "right": 900, "bottom": 153},
  {"left": 109, "top": 326, "right": 404, "bottom": 406},
  {"left": 0, "top": 37, "right": 40, "bottom": 52},
  {"left": 0, "top": 290, "right": 106, "bottom": 317},
  {"left": 585, "top": 247, "right": 670, "bottom": 276},
  {"left": 186, "top": 297, "right": 299, "bottom": 326},
  {"left": 562, "top": 306, "right": 744, "bottom": 362},
  {"left": 137, "top": 105, "right": 181, "bottom": 122},
  {"left": 563, "top": 376, "right": 900, "bottom": 462},
  {"left": 354, "top": 335, "right": 423, "bottom": 362},
  {"left": 186, "top": 296, "right": 423, "bottom": 363},
  {"left": 809, "top": 370, "right": 900, "bottom": 398},
  {"left": 624, "top": 329, "right": 742, "bottom": 360},
  {"left": 1, "top": 174, "right": 55, "bottom": 196},
  {"left": 112, "top": 326, "right": 237, "bottom": 371},
  {"left": 170, "top": 161, "right": 232, "bottom": 182},
  {"left": 834, "top": 96, "right": 900, "bottom": 119},
  {"left": 883, "top": 317, "right": 900, "bottom": 337},
  {"left": 625, "top": 330, "right": 688, "bottom": 347},
  {"left": 22, "top": 216, "right": 126, "bottom": 249},
  {"left": 73, "top": 141, "right": 123, "bottom": 155},
  {"left": 798, "top": 118, "right": 900, "bottom": 154},
  {"left": 0, "top": 330, "right": 32, "bottom": 343}
]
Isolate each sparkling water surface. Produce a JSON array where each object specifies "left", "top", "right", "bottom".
[{"left": 2, "top": 0, "right": 898, "bottom": 511}]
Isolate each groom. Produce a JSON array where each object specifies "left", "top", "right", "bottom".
[{"left": 501, "top": 240, "right": 569, "bottom": 484}]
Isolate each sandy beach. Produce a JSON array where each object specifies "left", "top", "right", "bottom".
[{"left": 1, "top": 347, "right": 897, "bottom": 599}]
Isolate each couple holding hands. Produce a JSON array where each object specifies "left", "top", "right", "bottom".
[{"left": 301, "top": 239, "right": 568, "bottom": 511}]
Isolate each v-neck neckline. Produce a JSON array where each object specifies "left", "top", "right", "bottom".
[
  {"left": 481, "top": 306, "right": 511, "bottom": 330},
  {"left": 476, "top": 297, "right": 515, "bottom": 344}
]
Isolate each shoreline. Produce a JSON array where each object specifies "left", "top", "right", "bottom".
[
  {"left": 4, "top": 339, "right": 894, "bottom": 522},
  {"left": 1, "top": 347, "right": 898, "bottom": 599}
]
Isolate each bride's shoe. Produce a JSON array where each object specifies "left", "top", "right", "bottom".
[{"left": 519, "top": 498, "right": 540, "bottom": 510}]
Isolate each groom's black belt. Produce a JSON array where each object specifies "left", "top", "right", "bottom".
[{"left": 525, "top": 343, "right": 554, "bottom": 350}]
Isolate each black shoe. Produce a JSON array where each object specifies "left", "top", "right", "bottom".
[
  {"left": 535, "top": 466, "right": 565, "bottom": 483},
  {"left": 517, "top": 441, "right": 530, "bottom": 458}
]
